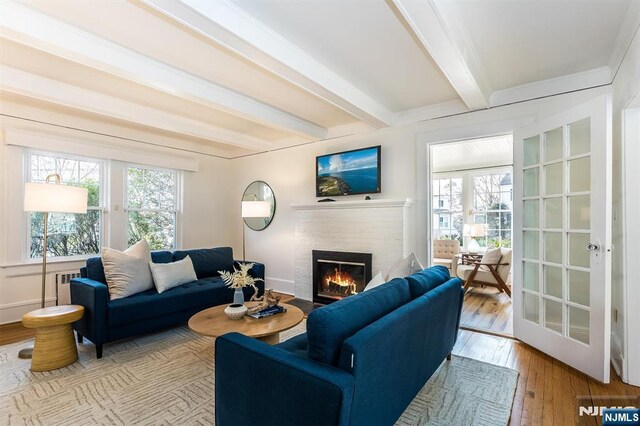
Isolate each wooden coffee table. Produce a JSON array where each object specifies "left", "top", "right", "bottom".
[{"left": 188, "top": 303, "right": 304, "bottom": 344}]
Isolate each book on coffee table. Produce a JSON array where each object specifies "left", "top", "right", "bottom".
[{"left": 248, "top": 305, "right": 287, "bottom": 319}]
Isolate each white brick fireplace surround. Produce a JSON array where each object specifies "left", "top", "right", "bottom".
[{"left": 292, "top": 199, "right": 415, "bottom": 301}]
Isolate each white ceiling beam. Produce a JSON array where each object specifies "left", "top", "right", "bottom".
[
  {"left": 0, "top": 0, "right": 325, "bottom": 140},
  {"left": 389, "top": 0, "right": 489, "bottom": 111},
  {"left": 141, "top": 0, "right": 394, "bottom": 128},
  {"left": 0, "top": 66, "right": 272, "bottom": 151}
]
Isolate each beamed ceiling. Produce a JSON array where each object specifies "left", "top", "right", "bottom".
[{"left": 0, "top": 0, "right": 638, "bottom": 158}]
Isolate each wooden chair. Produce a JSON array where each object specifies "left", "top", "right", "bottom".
[
  {"left": 455, "top": 248, "right": 512, "bottom": 298},
  {"left": 432, "top": 239, "right": 460, "bottom": 272}
]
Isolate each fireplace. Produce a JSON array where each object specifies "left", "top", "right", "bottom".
[{"left": 312, "top": 250, "right": 372, "bottom": 304}]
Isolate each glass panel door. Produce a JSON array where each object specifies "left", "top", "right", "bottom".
[
  {"left": 513, "top": 95, "right": 611, "bottom": 383},
  {"left": 521, "top": 122, "right": 591, "bottom": 343}
]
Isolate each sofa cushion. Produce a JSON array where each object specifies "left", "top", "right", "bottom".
[
  {"left": 306, "top": 278, "right": 410, "bottom": 366},
  {"left": 405, "top": 266, "right": 451, "bottom": 299},
  {"left": 85, "top": 250, "right": 173, "bottom": 284},
  {"left": 277, "top": 333, "right": 309, "bottom": 359},
  {"left": 102, "top": 240, "right": 154, "bottom": 300},
  {"left": 150, "top": 256, "right": 198, "bottom": 293},
  {"left": 173, "top": 247, "right": 234, "bottom": 279},
  {"left": 108, "top": 277, "right": 231, "bottom": 327}
]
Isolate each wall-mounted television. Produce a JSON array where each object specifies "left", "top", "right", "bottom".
[{"left": 316, "top": 145, "right": 381, "bottom": 197}]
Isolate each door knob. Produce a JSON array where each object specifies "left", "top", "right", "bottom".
[{"left": 586, "top": 242, "right": 600, "bottom": 251}]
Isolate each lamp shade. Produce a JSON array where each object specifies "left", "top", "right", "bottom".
[
  {"left": 24, "top": 182, "right": 88, "bottom": 214},
  {"left": 241, "top": 200, "right": 270, "bottom": 218},
  {"left": 464, "top": 223, "right": 486, "bottom": 238}
]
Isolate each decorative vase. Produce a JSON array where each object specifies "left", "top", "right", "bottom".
[
  {"left": 224, "top": 303, "right": 248, "bottom": 320},
  {"left": 233, "top": 288, "right": 245, "bottom": 305}
]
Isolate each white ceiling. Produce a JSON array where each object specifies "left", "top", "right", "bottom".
[
  {"left": 432, "top": 135, "right": 513, "bottom": 173},
  {"left": 231, "top": 0, "right": 460, "bottom": 112},
  {"left": 434, "top": 0, "right": 634, "bottom": 91},
  {"left": 1, "top": 0, "right": 637, "bottom": 158}
]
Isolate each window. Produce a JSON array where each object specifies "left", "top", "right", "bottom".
[
  {"left": 126, "top": 165, "right": 178, "bottom": 250},
  {"left": 432, "top": 177, "right": 463, "bottom": 244},
  {"left": 27, "top": 152, "right": 103, "bottom": 258},
  {"left": 472, "top": 173, "right": 512, "bottom": 247}
]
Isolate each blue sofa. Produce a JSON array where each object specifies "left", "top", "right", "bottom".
[
  {"left": 215, "top": 266, "right": 463, "bottom": 426},
  {"left": 70, "top": 247, "right": 264, "bottom": 358}
]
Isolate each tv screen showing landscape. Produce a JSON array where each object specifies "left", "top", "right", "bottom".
[{"left": 316, "top": 145, "right": 381, "bottom": 197}]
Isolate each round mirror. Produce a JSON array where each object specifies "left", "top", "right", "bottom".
[{"left": 242, "top": 181, "right": 276, "bottom": 231}]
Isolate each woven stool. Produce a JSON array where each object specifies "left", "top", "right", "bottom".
[{"left": 22, "top": 305, "right": 84, "bottom": 372}]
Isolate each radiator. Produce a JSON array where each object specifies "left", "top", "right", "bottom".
[{"left": 56, "top": 271, "right": 81, "bottom": 305}]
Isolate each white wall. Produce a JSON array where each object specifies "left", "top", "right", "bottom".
[
  {"left": 230, "top": 128, "right": 417, "bottom": 294},
  {"left": 231, "top": 86, "right": 611, "bottom": 292},
  {"left": 611, "top": 26, "right": 640, "bottom": 385},
  {"left": 0, "top": 105, "right": 235, "bottom": 324}
]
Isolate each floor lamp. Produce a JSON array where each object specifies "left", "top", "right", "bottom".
[
  {"left": 19, "top": 174, "right": 88, "bottom": 359},
  {"left": 241, "top": 199, "right": 270, "bottom": 262}
]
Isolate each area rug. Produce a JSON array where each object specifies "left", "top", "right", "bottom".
[{"left": 0, "top": 322, "right": 518, "bottom": 425}]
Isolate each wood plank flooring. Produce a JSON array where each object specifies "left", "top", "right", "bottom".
[
  {"left": 2, "top": 294, "right": 639, "bottom": 425},
  {"left": 452, "top": 329, "right": 640, "bottom": 425},
  {"left": 461, "top": 285, "right": 513, "bottom": 335}
]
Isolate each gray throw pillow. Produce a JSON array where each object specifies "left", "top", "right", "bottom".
[
  {"left": 480, "top": 248, "right": 502, "bottom": 270},
  {"left": 150, "top": 256, "right": 198, "bottom": 293},
  {"left": 385, "top": 253, "right": 424, "bottom": 281},
  {"left": 102, "top": 240, "right": 154, "bottom": 300}
]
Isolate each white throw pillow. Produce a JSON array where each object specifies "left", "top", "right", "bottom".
[
  {"left": 480, "top": 248, "right": 502, "bottom": 270},
  {"left": 150, "top": 256, "right": 198, "bottom": 293},
  {"left": 102, "top": 240, "right": 154, "bottom": 300},
  {"left": 385, "top": 253, "right": 424, "bottom": 281},
  {"left": 364, "top": 271, "right": 385, "bottom": 291}
]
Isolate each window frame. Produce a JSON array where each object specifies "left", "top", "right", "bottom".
[
  {"left": 25, "top": 149, "right": 106, "bottom": 261},
  {"left": 432, "top": 175, "right": 464, "bottom": 241},
  {"left": 124, "top": 163, "right": 182, "bottom": 250},
  {"left": 469, "top": 167, "right": 513, "bottom": 248}
]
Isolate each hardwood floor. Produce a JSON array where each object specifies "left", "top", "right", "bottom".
[
  {"left": 452, "top": 329, "right": 640, "bottom": 425},
  {"left": 0, "top": 321, "right": 35, "bottom": 345},
  {"left": 461, "top": 285, "right": 513, "bottom": 336},
  {"left": 2, "top": 295, "right": 638, "bottom": 425}
]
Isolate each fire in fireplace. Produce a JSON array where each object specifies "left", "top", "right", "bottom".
[{"left": 312, "top": 250, "right": 372, "bottom": 304}]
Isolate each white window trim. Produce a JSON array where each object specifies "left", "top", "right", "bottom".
[
  {"left": 433, "top": 165, "right": 513, "bottom": 249},
  {"left": 124, "top": 163, "right": 182, "bottom": 250},
  {"left": 24, "top": 149, "right": 106, "bottom": 261}
]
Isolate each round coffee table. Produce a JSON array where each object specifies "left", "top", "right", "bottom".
[
  {"left": 188, "top": 303, "right": 304, "bottom": 344},
  {"left": 21, "top": 305, "right": 84, "bottom": 372}
]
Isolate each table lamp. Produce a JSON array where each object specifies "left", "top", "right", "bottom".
[
  {"left": 19, "top": 174, "right": 88, "bottom": 359},
  {"left": 464, "top": 223, "right": 486, "bottom": 253},
  {"left": 241, "top": 199, "right": 270, "bottom": 261}
]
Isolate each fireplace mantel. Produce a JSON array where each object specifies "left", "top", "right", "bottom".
[
  {"left": 291, "top": 198, "right": 413, "bottom": 210},
  {"left": 293, "top": 198, "right": 415, "bottom": 301}
]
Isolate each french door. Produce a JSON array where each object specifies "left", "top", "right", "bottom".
[{"left": 513, "top": 94, "right": 612, "bottom": 382}]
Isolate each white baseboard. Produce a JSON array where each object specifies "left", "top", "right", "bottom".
[
  {"left": 265, "top": 277, "right": 295, "bottom": 296},
  {"left": 0, "top": 298, "right": 57, "bottom": 325}
]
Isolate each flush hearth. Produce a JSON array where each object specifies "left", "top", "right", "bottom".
[{"left": 312, "top": 250, "right": 372, "bottom": 304}]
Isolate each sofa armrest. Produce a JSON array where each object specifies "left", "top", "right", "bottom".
[
  {"left": 70, "top": 278, "right": 109, "bottom": 345},
  {"left": 215, "top": 333, "right": 354, "bottom": 426}
]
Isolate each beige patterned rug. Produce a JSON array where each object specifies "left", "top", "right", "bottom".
[{"left": 0, "top": 321, "right": 518, "bottom": 425}]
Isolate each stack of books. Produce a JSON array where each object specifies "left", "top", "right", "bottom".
[{"left": 248, "top": 305, "right": 287, "bottom": 319}]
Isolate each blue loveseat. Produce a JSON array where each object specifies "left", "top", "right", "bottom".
[
  {"left": 215, "top": 266, "right": 463, "bottom": 426},
  {"left": 70, "top": 247, "right": 264, "bottom": 358}
]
